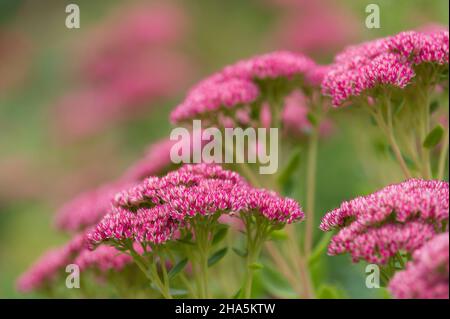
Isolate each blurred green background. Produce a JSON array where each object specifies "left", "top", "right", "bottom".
[{"left": 0, "top": 0, "right": 448, "bottom": 298}]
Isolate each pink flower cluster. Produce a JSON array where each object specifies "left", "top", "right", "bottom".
[
  {"left": 322, "top": 29, "right": 449, "bottom": 106},
  {"left": 74, "top": 245, "right": 132, "bottom": 273},
  {"left": 269, "top": 0, "right": 359, "bottom": 56},
  {"left": 17, "top": 233, "right": 136, "bottom": 293},
  {"left": 55, "top": 182, "right": 130, "bottom": 232},
  {"left": 171, "top": 79, "right": 260, "bottom": 123},
  {"left": 389, "top": 233, "right": 449, "bottom": 299},
  {"left": 320, "top": 179, "right": 449, "bottom": 264},
  {"left": 281, "top": 90, "right": 333, "bottom": 137},
  {"left": 16, "top": 234, "right": 85, "bottom": 293},
  {"left": 54, "top": 3, "right": 193, "bottom": 140},
  {"left": 55, "top": 137, "right": 177, "bottom": 232},
  {"left": 87, "top": 164, "right": 304, "bottom": 247},
  {"left": 171, "top": 51, "right": 322, "bottom": 123}
]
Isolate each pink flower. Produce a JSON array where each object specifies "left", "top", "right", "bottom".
[
  {"left": 320, "top": 179, "right": 449, "bottom": 264},
  {"left": 328, "top": 222, "right": 436, "bottom": 264},
  {"left": 220, "top": 51, "right": 316, "bottom": 82},
  {"left": 170, "top": 51, "right": 323, "bottom": 124},
  {"left": 322, "top": 30, "right": 449, "bottom": 106},
  {"left": 281, "top": 90, "right": 334, "bottom": 138},
  {"left": 322, "top": 53, "right": 415, "bottom": 106},
  {"left": 80, "top": 3, "right": 189, "bottom": 81},
  {"left": 55, "top": 137, "right": 179, "bottom": 232},
  {"left": 389, "top": 233, "right": 449, "bottom": 299},
  {"left": 74, "top": 245, "right": 132, "bottom": 272},
  {"left": 53, "top": 3, "right": 193, "bottom": 140},
  {"left": 88, "top": 164, "right": 304, "bottom": 247},
  {"left": 170, "top": 79, "right": 260, "bottom": 124},
  {"left": 270, "top": 0, "right": 359, "bottom": 56},
  {"left": 16, "top": 234, "right": 85, "bottom": 293},
  {"left": 55, "top": 182, "right": 131, "bottom": 232}
]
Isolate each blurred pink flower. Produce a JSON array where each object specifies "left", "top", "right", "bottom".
[
  {"left": 389, "top": 233, "right": 449, "bottom": 299},
  {"left": 268, "top": 0, "right": 359, "bottom": 56},
  {"left": 53, "top": 2, "right": 194, "bottom": 140},
  {"left": 17, "top": 234, "right": 85, "bottom": 293}
]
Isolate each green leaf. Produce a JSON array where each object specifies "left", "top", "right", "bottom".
[
  {"left": 308, "top": 232, "right": 332, "bottom": 266},
  {"left": 307, "top": 112, "right": 318, "bottom": 127},
  {"left": 168, "top": 258, "right": 188, "bottom": 279},
  {"left": 423, "top": 125, "right": 445, "bottom": 149},
  {"left": 248, "top": 263, "right": 264, "bottom": 270},
  {"left": 232, "top": 247, "right": 248, "bottom": 258},
  {"left": 212, "top": 226, "right": 229, "bottom": 245},
  {"left": 429, "top": 100, "right": 440, "bottom": 114},
  {"left": 208, "top": 248, "right": 228, "bottom": 267},
  {"left": 277, "top": 148, "right": 301, "bottom": 187}
]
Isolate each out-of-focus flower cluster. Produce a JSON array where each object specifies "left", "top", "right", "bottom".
[
  {"left": 171, "top": 51, "right": 322, "bottom": 126},
  {"left": 53, "top": 3, "right": 193, "bottom": 140},
  {"left": 267, "top": 0, "right": 359, "bottom": 56},
  {"left": 389, "top": 233, "right": 449, "bottom": 299},
  {"left": 320, "top": 179, "right": 449, "bottom": 264}
]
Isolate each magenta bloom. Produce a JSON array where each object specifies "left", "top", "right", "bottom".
[
  {"left": 88, "top": 164, "right": 304, "bottom": 248},
  {"left": 220, "top": 51, "right": 316, "bottom": 82},
  {"left": 74, "top": 245, "right": 132, "bottom": 272},
  {"left": 16, "top": 234, "right": 85, "bottom": 293},
  {"left": 170, "top": 79, "right": 260, "bottom": 123},
  {"left": 281, "top": 90, "right": 333, "bottom": 137},
  {"left": 55, "top": 182, "right": 130, "bottom": 232},
  {"left": 322, "top": 30, "right": 449, "bottom": 106},
  {"left": 170, "top": 51, "right": 322, "bottom": 124},
  {"left": 270, "top": 0, "right": 359, "bottom": 56},
  {"left": 389, "top": 233, "right": 449, "bottom": 299},
  {"left": 17, "top": 233, "right": 136, "bottom": 293},
  {"left": 53, "top": 3, "right": 193, "bottom": 140},
  {"left": 55, "top": 137, "right": 178, "bottom": 232},
  {"left": 320, "top": 179, "right": 449, "bottom": 264}
]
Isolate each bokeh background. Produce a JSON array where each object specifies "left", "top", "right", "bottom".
[{"left": 0, "top": 0, "right": 448, "bottom": 298}]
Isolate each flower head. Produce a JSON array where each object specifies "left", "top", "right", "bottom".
[
  {"left": 74, "top": 245, "right": 132, "bottom": 272},
  {"left": 55, "top": 182, "right": 130, "bottom": 232},
  {"left": 16, "top": 234, "right": 85, "bottom": 293},
  {"left": 322, "top": 29, "right": 449, "bottom": 106},
  {"left": 389, "top": 233, "right": 449, "bottom": 299},
  {"left": 171, "top": 51, "right": 322, "bottom": 124},
  {"left": 88, "top": 164, "right": 304, "bottom": 248},
  {"left": 320, "top": 179, "right": 449, "bottom": 264},
  {"left": 170, "top": 79, "right": 259, "bottom": 123}
]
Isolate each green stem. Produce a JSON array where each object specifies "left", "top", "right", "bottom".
[
  {"left": 304, "top": 126, "right": 319, "bottom": 256},
  {"left": 192, "top": 218, "right": 212, "bottom": 298},
  {"left": 419, "top": 96, "right": 432, "bottom": 179},
  {"left": 240, "top": 215, "right": 266, "bottom": 298},
  {"left": 369, "top": 105, "right": 412, "bottom": 179},
  {"left": 128, "top": 246, "right": 173, "bottom": 299},
  {"left": 437, "top": 128, "right": 449, "bottom": 180}
]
